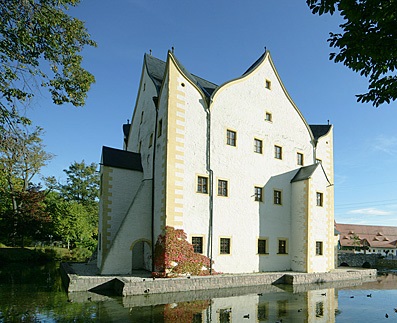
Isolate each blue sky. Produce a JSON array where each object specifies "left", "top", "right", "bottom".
[{"left": 28, "top": 0, "right": 397, "bottom": 226}]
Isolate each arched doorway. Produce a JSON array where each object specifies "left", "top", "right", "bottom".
[{"left": 130, "top": 239, "right": 152, "bottom": 271}]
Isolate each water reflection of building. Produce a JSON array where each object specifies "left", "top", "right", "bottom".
[{"left": 207, "top": 288, "right": 336, "bottom": 323}]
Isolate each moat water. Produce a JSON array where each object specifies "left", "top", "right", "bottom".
[{"left": 0, "top": 263, "right": 396, "bottom": 322}]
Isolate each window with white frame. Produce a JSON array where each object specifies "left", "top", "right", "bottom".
[
  {"left": 316, "top": 192, "right": 323, "bottom": 207},
  {"left": 316, "top": 241, "right": 323, "bottom": 255},
  {"left": 258, "top": 239, "right": 268, "bottom": 254},
  {"left": 297, "top": 152, "right": 304, "bottom": 166},
  {"left": 226, "top": 129, "right": 236, "bottom": 146},
  {"left": 197, "top": 176, "right": 208, "bottom": 194},
  {"left": 278, "top": 239, "right": 287, "bottom": 254},
  {"left": 274, "top": 145, "right": 282, "bottom": 159},
  {"left": 218, "top": 179, "right": 228, "bottom": 197},
  {"left": 254, "top": 138, "right": 263, "bottom": 154},
  {"left": 192, "top": 236, "right": 203, "bottom": 254},
  {"left": 254, "top": 186, "right": 263, "bottom": 201},
  {"left": 274, "top": 190, "right": 282, "bottom": 205},
  {"left": 220, "top": 238, "right": 231, "bottom": 254}
]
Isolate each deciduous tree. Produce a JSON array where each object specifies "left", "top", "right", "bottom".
[
  {"left": 307, "top": 0, "right": 397, "bottom": 106},
  {"left": 0, "top": 0, "right": 96, "bottom": 127}
]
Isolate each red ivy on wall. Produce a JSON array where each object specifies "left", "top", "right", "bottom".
[
  {"left": 163, "top": 300, "right": 210, "bottom": 323},
  {"left": 153, "top": 226, "right": 213, "bottom": 277}
]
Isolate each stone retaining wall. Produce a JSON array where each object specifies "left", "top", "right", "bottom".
[
  {"left": 119, "top": 269, "right": 376, "bottom": 296},
  {"left": 60, "top": 262, "right": 377, "bottom": 296}
]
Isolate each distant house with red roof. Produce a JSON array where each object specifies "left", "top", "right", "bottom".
[{"left": 336, "top": 223, "right": 397, "bottom": 257}]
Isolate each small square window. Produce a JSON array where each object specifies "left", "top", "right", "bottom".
[
  {"left": 274, "top": 145, "right": 282, "bottom": 159},
  {"left": 274, "top": 190, "right": 282, "bottom": 205},
  {"left": 316, "top": 192, "right": 323, "bottom": 206},
  {"left": 197, "top": 176, "right": 208, "bottom": 194},
  {"left": 157, "top": 119, "right": 162, "bottom": 137},
  {"left": 258, "top": 239, "right": 267, "bottom": 254},
  {"left": 218, "top": 179, "right": 228, "bottom": 197},
  {"left": 254, "top": 138, "right": 263, "bottom": 154},
  {"left": 265, "top": 79, "right": 271, "bottom": 90},
  {"left": 220, "top": 238, "right": 231, "bottom": 254},
  {"left": 254, "top": 186, "right": 263, "bottom": 201},
  {"left": 226, "top": 129, "right": 236, "bottom": 146},
  {"left": 265, "top": 112, "right": 272, "bottom": 122},
  {"left": 297, "top": 153, "right": 304, "bottom": 166},
  {"left": 278, "top": 239, "right": 287, "bottom": 254},
  {"left": 192, "top": 236, "right": 203, "bottom": 254},
  {"left": 316, "top": 241, "right": 323, "bottom": 255}
]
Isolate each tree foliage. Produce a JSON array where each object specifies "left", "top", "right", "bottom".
[
  {"left": 0, "top": 125, "right": 53, "bottom": 193},
  {"left": 59, "top": 160, "right": 99, "bottom": 206},
  {"left": 0, "top": 0, "right": 96, "bottom": 126},
  {"left": 307, "top": 0, "right": 397, "bottom": 106},
  {"left": 1, "top": 184, "right": 50, "bottom": 246},
  {"left": 0, "top": 125, "right": 53, "bottom": 245},
  {"left": 46, "top": 161, "right": 99, "bottom": 251}
]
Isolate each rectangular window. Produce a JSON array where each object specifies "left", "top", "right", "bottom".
[
  {"left": 274, "top": 190, "right": 282, "bottom": 205},
  {"left": 257, "top": 302, "right": 269, "bottom": 321},
  {"left": 316, "top": 302, "right": 324, "bottom": 317},
  {"left": 140, "top": 111, "right": 144, "bottom": 124},
  {"left": 297, "top": 153, "right": 304, "bottom": 166},
  {"left": 274, "top": 145, "right": 282, "bottom": 159},
  {"left": 265, "top": 79, "right": 272, "bottom": 90},
  {"left": 316, "top": 241, "right": 323, "bottom": 255},
  {"left": 138, "top": 141, "right": 142, "bottom": 153},
  {"left": 226, "top": 129, "right": 236, "bottom": 146},
  {"left": 258, "top": 239, "right": 267, "bottom": 254},
  {"left": 218, "top": 179, "right": 228, "bottom": 197},
  {"left": 254, "top": 138, "right": 263, "bottom": 154},
  {"left": 149, "top": 133, "right": 153, "bottom": 147},
  {"left": 157, "top": 119, "right": 162, "bottom": 137},
  {"left": 265, "top": 112, "right": 272, "bottom": 122},
  {"left": 197, "top": 176, "right": 208, "bottom": 194},
  {"left": 278, "top": 239, "right": 287, "bottom": 254},
  {"left": 192, "top": 236, "right": 203, "bottom": 254},
  {"left": 254, "top": 186, "right": 263, "bottom": 201},
  {"left": 316, "top": 192, "right": 323, "bottom": 206},
  {"left": 219, "top": 308, "right": 231, "bottom": 322},
  {"left": 220, "top": 238, "right": 231, "bottom": 254}
]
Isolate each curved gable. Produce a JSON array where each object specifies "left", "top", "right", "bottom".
[{"left": 211, "top": 51, "right": 314, "bottom": 142}]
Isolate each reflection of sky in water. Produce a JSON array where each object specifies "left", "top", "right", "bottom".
[{"left": 1, "top": 268, "right": 397, "bottom": 322}]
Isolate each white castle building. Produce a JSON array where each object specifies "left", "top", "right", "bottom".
[{"left": 97, "top": 50, "right": 335, "bottom": 275}]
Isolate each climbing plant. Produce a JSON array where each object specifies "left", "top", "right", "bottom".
[{"left": 153, "top": 226, "right": 212, "bottom": 277}]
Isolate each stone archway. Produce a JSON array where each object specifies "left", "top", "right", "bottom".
[{"left": 130, "top": 239, "right": 152, "bottom": 271}]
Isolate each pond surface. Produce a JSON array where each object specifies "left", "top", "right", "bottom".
[{"left": 0, "top": 263, "right": 396, "bottom": 322}]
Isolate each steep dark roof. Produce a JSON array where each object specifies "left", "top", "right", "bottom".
[
  {"left": 145, "top": 54, "right": 166, "bottom": 92},
  {"left": 123, "top": 124, "right": 131, "bottom": 138},
  {"left": 101, "top": 146, "right": 143, "bottom": 172},
  {"left": 291, "top": 164, "right": 319, "bottom": 183},
  {"left": 310, "top": 125, "right": 331, "bottom": 140},
  {"left": 242, "top": 52, "right": 266, "bottom": 76},
  {"left": 144, "top": 53, "right": 218, "bottom": 97}
]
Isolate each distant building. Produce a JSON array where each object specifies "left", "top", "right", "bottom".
[
  {"left": 336, "top": 223, "right": 397, "bottom": 257},
  {"left": 97, "top": 50, "right": 335, "bottom": 275}
]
